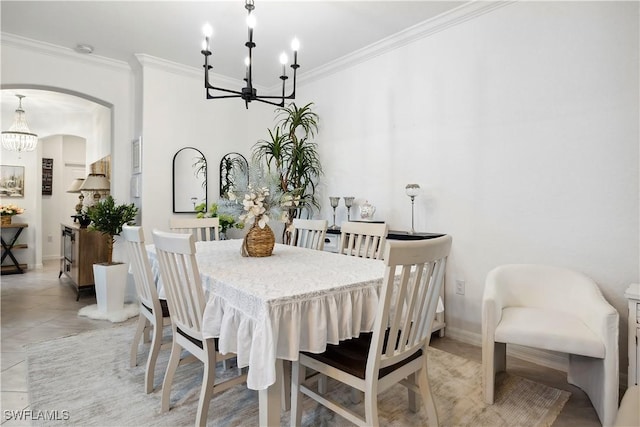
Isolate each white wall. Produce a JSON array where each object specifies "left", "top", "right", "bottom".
[
  {"left": 1, "top": 38, "right": 134, "bottom": 266},
  {"left": 303, "top": 1, "right": 639, "bottom": 368}
]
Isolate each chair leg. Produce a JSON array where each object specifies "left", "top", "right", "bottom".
[
  {"left": 144, "top": 320, "right": 162, "bottom": 394},
  {"left": 318, "top": 373, "right": 327, "bottom": 394},
  {"left": 483, "top": 341, "right": 505, "bottom": 404},
  {"left": 407, "top": 373, "right": 418, "bottom": 413},
  {"left": 418, "top": 365, "right": 439, "bottom": 427},
  {"left": 282, "top": 360, "right": 292, "bottom": 411},
  {"left": 130, "top": 314, "right": 146, "bottom": 367},
  {"left": 161, "top": 339, "right": 182, "bottom": 413},
  {"left": 195, "top": 341, "right": 216, "bottom": 427},
  {"left": 363, "top": 389, "right": 379, "bottom": 427},
  {"left": 290, "top": 361, "right": 304, "bottom": 427}
]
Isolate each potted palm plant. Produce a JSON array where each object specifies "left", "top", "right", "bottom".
[
  {"left": 86, "top": 195, "right": 138, "bottom": 313},
  {"left": 252, "top": 102, "right": 321, "bottom": 243}
]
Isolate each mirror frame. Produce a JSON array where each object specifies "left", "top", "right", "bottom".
[
  {"left": 172, "top": 147, "right": 207, "bottom": 213},
  {"left": 219, "top": 152, "right": 249, "bottom": 198}
]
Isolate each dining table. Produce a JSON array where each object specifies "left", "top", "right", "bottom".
[{"left": 147, "top": 238, "right": 443, "bottom": 426}]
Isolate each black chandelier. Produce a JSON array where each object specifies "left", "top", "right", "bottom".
[{"left": 200, "top": 0, "right": 300, "bottom": 109}]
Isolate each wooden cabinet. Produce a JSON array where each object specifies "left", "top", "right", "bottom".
[
  {"left": 625, "top": 283, "right": 640, "bottom": 387},
  {"left": 59, "top": 223, "right": 109, "bottom": 300},
  {"left": 1, "top": 222, "right": 28, "bottom": 274}
]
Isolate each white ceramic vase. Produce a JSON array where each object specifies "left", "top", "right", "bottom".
[{"left": 93, "top": 263, "right": 128, "bottom": 313}]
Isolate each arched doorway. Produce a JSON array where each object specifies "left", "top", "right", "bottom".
[{"left": 1, "top": 86, "right": 112, "bottom": 269}]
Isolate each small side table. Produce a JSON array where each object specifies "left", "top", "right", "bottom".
[
  {"left": 625, "top": 283, "right": 640, "bottom": 387},
  {"left": 1, "top": 222, "right": 29, "bottom": 274}
]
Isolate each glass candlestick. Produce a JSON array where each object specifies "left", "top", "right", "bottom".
[
  {"left": 405, "top": 184, "right": 420, "bottom": 234},
  {"left": 329, "top": 197, "right": 340, "bottom": 229},
  {"left": 343, "top": 197, "right": 355, "bottom": 222}
]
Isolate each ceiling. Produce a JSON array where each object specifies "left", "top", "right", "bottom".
[{"left": 1, "top": 1, "right": 466, "bottom": 138}]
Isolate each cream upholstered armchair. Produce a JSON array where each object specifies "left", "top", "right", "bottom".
[{"left": 482, "top": 264, "right": 619, "bottom": 427}]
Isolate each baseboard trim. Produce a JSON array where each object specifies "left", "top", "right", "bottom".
[{"left": 444, "top": 326, "right": 630, "bottom": 388}]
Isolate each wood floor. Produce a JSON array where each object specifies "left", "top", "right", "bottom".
[{"left": 1, "top": 260, "right": 603, "bottom": 426}]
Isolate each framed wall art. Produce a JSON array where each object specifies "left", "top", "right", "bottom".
[
  {"left": 42, "top": 158, "right": 53, "bottom": 196},
  {"left": 132, "top": 136, "right": 142, "bottom": 174},
  {"left": 0, "top": 165, "right": 25, "bottom": 198}
]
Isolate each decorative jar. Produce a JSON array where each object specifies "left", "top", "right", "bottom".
[{"left": 359, "top": 201, "right": 376, "bottom": 220}]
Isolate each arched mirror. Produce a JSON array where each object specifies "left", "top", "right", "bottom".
[
  {"left": 219, "top": 152, "right": 249, "bottom": 198},
  {"left": 173, "top": 147, "right": 207, "bottom": 213}
]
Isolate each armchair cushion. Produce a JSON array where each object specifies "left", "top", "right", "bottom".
[{"left": 495, "top": 307, "right": 605, "bottom": 358}]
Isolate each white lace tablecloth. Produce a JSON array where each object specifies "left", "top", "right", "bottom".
[{"left": 147, "top": 239, "right": 442, "bottom": 391}]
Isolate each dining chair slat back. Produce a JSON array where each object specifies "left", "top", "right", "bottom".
[
  {"left": 338, "top": 221, "right": 388, "bottom": 260},
  {"left": 169, "top": 217, "right": 220, "bottom": 242},
  {"left": 152, "top": 229, "right": 246, "bottom": 427},
  {"left": 122, "top": 225, "right": 171, "bottom": 394},
  {"left": 153, "top": 230, "right": 204, "bottom": 337},
  {"left": 291, "top": 235, "right": 453, "bottom": 427},
  {"left": 290, "top": 218, "right": 328, "bottom": 251}
]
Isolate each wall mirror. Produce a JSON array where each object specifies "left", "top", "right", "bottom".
[
  {"left": 219, "top": 152, "right": 248, "bottom": 198},
  {"left": 173, "top": 147, "right": 207, "bottom": 213}
]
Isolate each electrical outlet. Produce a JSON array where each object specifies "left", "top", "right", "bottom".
[
  {"left": 47, "top": 235, "right": 53, "bottom": 243},
  {"left": 455, "top": 279, "right": 465, "bottom": 295}
]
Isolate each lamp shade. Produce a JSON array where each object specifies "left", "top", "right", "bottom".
[
  {"left": 66, "top": 178, "right": 85, "bottom": 193},
  {"left": 79, "top": 174, "right": 110, "bottom": 191},
  {"left": 405, "top": 183, "right": 420, "bottom": 197}
]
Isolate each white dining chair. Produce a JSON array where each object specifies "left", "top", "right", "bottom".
[
  {"left": 169, "top": 217, "right": 220, "bottom": 241},
  {"left": 122, "top": 225, "right": 171, "bottom": 394},
  {"left": 152, "top": 229, "right": 247, "bottom": 427},
  {"left": 289, "top": 218, "right": 328, "bottom": 251},
  {"left": 338, "top": 221, "right": 388, "bottom": 260},
  {"left": 290, "top": 235, "right": 453, "bottom": 427}
]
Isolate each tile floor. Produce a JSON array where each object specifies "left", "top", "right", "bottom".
[{"left": 1, "top": 261, "right": 603, "bottom": 426}]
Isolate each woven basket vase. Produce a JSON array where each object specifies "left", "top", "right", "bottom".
[
  {"left": 1, "top": 216, "right": 11, "bottom": 226},
  {"left": 242, "top": 221, "right": 275, "bottom": 257}
]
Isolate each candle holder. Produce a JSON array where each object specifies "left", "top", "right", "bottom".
[
  {"left": 405, "top": 184, "right": 420, "bottom": 234},
  {"left": 329, "top": 197, "right": 340, "bottom": 229},
  {"left": 343, "top": 197, "right": 355, "bottom": 222}
]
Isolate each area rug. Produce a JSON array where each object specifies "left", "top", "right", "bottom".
[
  {"left": 78, "top": 303, "right": 139, "bottom": 323},
  {"left": 27, "top": 324, "right": 570, "bottom": 426}
]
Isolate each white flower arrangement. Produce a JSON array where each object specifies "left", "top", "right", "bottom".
[
  {"left": 221, "top": 162, "right": 293, "bottom": 229},
  {"left": 0, "top": 204, "right": 25, "bottom": 216}
]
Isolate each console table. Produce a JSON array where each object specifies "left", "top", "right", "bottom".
[
  {"left": 59, "top": 223, "right": 109, "bottom": 300},
  {"left": 1, "top": 222, "right": 28, "bottom": 274},
  {"left": 324, "top": 226, "right": 447, "bottom": 336}
]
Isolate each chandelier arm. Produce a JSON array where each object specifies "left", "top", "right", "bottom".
[
  {"left": 250, "top": 97, "right": 285, "bottom": 108},
  {"left": 206, "top": 93, "right": 243, "bottom": 100},
  {"left": 205, "top": 85, "right": 244, "bottom": 96}
]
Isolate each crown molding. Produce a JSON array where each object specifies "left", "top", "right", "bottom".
[
  {"left": 134, "top": 53, "right": 269, "bottom": 93},
  {"left": 295, "top": 0, "right": 516, "bottom": 88},
  {"left": 1, "top": 32, "right": 130, "bottom": 72}
]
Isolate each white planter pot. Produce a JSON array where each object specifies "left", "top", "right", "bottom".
[{"left": 93, "top": 263, "right": 128, "bottom": 314}]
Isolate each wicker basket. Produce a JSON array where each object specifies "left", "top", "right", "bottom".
[
  {"left": 1, "top": 216, "right": 11, "bottom": 226},
  {"left": 242, "top": 221, "right": 275, "bottom": 257}
]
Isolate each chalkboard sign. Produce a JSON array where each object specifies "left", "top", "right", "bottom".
[{"left": 42, "top": 158, "right": 53, "bottom": 195}]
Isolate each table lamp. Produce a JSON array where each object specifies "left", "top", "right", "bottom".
[
  {"left": 79, "top": 173, "right": 110, "bottom": 205},
  {"left": 405, "top": 184, "right": 420, "bottom": 234}
]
